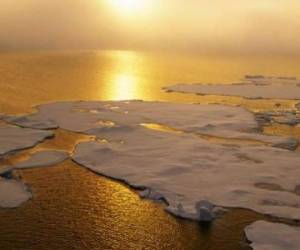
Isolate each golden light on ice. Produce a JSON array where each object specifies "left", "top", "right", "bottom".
[{"left": 109, "top": 0, "right": 147, "bottom": 14}]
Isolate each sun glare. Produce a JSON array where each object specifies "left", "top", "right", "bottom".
[{"left": 110, "top": 0, "right": 147, "bottom": 14}]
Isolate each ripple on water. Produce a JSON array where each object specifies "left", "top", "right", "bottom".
[{"left": 0, "top": 161, "right": 264, "bottom": 250}]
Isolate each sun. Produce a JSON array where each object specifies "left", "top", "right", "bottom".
[{"left": 110, "top": 0, "right": 147, "bottom": 14}]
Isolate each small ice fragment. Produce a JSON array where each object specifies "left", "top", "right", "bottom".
[
  {"left": 139, "top": 189, "right": 164, "bottom": 200},
  {"left": 245, "top": 221, "right": 300, "bottom": 250},
  {"left": 14, "top": 150, "right": 69, "bottom": 169},
  {"left": 196, "top": 200, "right": 215, "bottom": 222},
  {"left": 272, "top": 138, "right": 298, "bottom": 151},
  {"left": 6, "top": 116, "right": 58, "bottom": 130},
  {"left": 164, "top": 75, "right": 300, "bottom": 99},
  {"left": 245, "top": 75, "right": 265, "bottom": 79},
  {"left": 0, "top": 125, "right": 53, "bottom": 157},
  {"left": 0, "top": 178, "right": 32, "bottom": 208}
]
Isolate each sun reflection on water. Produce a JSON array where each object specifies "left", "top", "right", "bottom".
[
  {"left": 110, "top": 73, "right": 138, "bottom": 100},
  {"left": 101, "top": 50, "right": 146, "bottom": 100}
]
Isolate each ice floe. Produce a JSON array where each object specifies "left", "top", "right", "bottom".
[
  {"left": 164, "top": 75, "right": 300, "bottom": 100},
  {"left": 14, "top": 150, "right": 69, "bottom": 169},
  {"left": 3, "top": 101, "right": 300, "bottom": 222},
  {"left": 0, "top": 125, "right": 53, "bottom": 157},
  {"left": 6, "top": 115, "right": 58, "bottom": 130},
  {"left": 73, "top": 126, "right": 300, "bottom": 221},
  {"left": 256, "top": 111, "right": 300, "bottom": 126},
  {"left": 0, "top": 150, "right": 68, "bottom": 208},
  {"left": 0, "top": 177, "right": 32, "bottom": 208},
  {"left": 245, "top": 221, "right": 300, "bottom": 250},
  {"left": 6, "top": 101, "right": 297, "bottom": 149}
]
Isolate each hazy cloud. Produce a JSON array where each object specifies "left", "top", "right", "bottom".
[{"left": 0, "top": 0, "right": 300, "bottom": 55}]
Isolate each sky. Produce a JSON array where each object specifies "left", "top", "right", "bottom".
[{"left": 1, "top": 0, "right": 300, "bottom": 55}]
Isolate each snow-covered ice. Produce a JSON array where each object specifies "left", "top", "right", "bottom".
[
  {"left": 245, "top": 221, "right": 300, "bottom": 250},
  {"left": 73, "top": 126, "right": 300, "bottom": 221},
  {"left": 0, "top": 150, "right": 68, "bottom": 208},
  {"left": 164, "top": 75, "right": 300, "bottom": 100},
  {"left": 14, "top": 150, "right": 69, "bottom": 169},
  {"left": 255, "top": 111, "right": 300, "bottom": 126},
  {"left": 0, "top": 125, "right": 53, "bottom": 157},
  {"left": 5, "top": 101, "right": 300, "bottom": 219},
  {"left": 1, "top": 100, "right": 300, "bottom": 250},
  {"left": 5, "top": 115, "right": 58, "bottom": 130},
  {"left": 0, "top": 126, "right": 65, "bottom": 207},
  {"left": 0, "top": 178, "right": 32, "bottom": 208},
  {"left": 7, "top": 101, "right": 297, "bottom": 149}
]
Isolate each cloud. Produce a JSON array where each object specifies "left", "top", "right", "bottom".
[{"left": 0, "top": 0, "right": 300, "bottom": 55}]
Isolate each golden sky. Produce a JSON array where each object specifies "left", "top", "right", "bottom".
[{"left": 1, "top": 0, "right": 300, "bottom": 55}]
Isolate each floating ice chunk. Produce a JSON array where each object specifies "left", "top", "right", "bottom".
[
  {"left": 0, "top": 150, "right": 68, "bottom": 208},
  {"left": 195, "top": 200, "right": 215, "bottom": 221},
  {"left": 14, "top": 150, "right": 69, "bottom": 169},
  {"left": 7, "top": 101, "right": 296, "bottom": 149},
  {"left": 0, "top": 178, "right": 32, "bottom": 208},
  {"left": 73, "top": 127, "right": 300, "bottom": 221},
  {"left": 164, "top": 75, "right": 300, "bottom": 99},
  {"left": 139, "top": 188, "right": 165, "bottom": 200},
  {"left": 274, "top": 115, "right": 300, "bottom": 126},
  {"left": 256, "top": 111, "right": 300, "bottom": 126},
  {"left": 272, "top": 138, "right": 298, "bottom": 151},
  {"left": 6, "top": 102, "right": 121, "bottom": 132},
  {"left": 244, "top": 75, "right": 299, "bottom": 85},
  {"left": 6, "top": 115, "right": 58, "bottom": 130},
  {"left": 245, "top": 75, "right": 265, "bottom": 80},
  {"left": 5, "top": 100, "right": 300, "bottom": 217},
  {"left": 245, "top": 221, "right": 300, "bottom": 250},
  {"left": 0, "top": 125, "right": 53, "bottom": 157}
]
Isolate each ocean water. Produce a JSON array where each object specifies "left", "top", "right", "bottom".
[
  {"left": 1, "top": 50, "right": 299, "bottom": 114},
  {"left": 0, "top": 50, "right": 299, "bottom": 250}
]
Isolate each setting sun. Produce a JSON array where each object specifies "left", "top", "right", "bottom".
[{"left": 110, "top": 0, "right": 147, "bottom": 14}]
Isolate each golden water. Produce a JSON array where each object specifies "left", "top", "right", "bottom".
[
  {"left": 0, "top": 50, "right": 299, "bottom": 250},
  {"left": 1, "top": 50, "right": 299, "bottom": 114}
]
